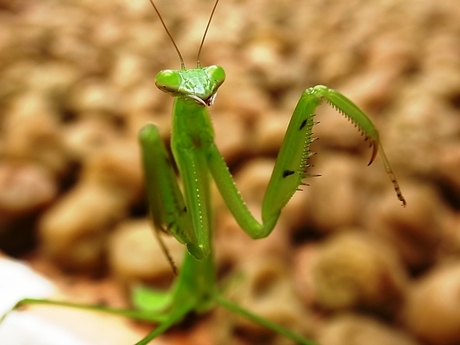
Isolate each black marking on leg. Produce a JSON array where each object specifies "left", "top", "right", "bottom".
[
  {"left": 299, "top": 119, "right": 307, "bottom": 130},
  {"left": 283, "top": 170, "right": 295, "bottom": 178}
]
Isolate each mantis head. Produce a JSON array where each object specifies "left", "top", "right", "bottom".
[
  {"left": 155, "top": 65, "right": 226, "bottom": 106},
  {"left": 149, "top": 0, "right": 223, "bottom": 106}
]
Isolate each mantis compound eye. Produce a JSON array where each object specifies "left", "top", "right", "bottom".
[
  {"left": 204, "top": 65, "right": 225, "bottom": 88},
  {"left": 155, "top": 69, "right": 182, "bottom": 95}
]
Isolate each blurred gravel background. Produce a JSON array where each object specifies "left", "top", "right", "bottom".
[{"left": 1, "top": 0, "right": 460, "bottom": 344}]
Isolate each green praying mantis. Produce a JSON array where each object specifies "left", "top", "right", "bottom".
[{"left": 4, "top": 0, "right": 406, "bottom": 344}]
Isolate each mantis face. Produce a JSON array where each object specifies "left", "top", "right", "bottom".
[{"left": 155, "top": 65, "right": 226, "bottom": 106}]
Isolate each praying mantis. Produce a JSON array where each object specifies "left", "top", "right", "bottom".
[{"left": 4, "top": 0, "right": 406, "bottom": 344}]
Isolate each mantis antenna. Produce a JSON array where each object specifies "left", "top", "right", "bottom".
[
  {"left": 148, "top": 0, "right": 185, "bottom": 69},
  {"left": 196, "top": 0, "right": 221, "bottom": 67},
  {"left": 148, "top": 0, "right": 221, "bottom": 69}
]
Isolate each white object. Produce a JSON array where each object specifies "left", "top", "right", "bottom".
[
  {"left": 0, "top": 312, "right": 87, "bottom": 345},
  {"left": 0, "top": 258, "right": 87, "bottom": 345}
]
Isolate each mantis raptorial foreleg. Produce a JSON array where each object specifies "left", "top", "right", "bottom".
[{"left": 210, "top": 85, "right": 405, "bottom": 243}]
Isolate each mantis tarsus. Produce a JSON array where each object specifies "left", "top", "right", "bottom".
[{"left": 4, "top": 0, "right": 406, "bottom": 344}]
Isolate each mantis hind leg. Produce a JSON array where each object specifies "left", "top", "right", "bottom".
[{"left": 7, "top": 296, "right": 171, "bottom": 323}]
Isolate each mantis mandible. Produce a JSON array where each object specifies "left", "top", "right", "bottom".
[{"left": 4, "top": 0, "right": 406, "bottom": 344}]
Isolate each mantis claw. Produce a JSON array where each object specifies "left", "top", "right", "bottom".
[{"left": 368, "top": 141, "right": 378, "bottom": 166}]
